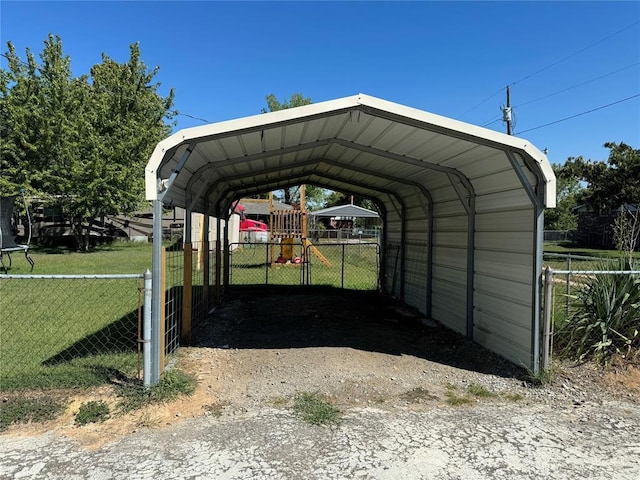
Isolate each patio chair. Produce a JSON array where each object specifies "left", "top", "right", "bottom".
[{"left": 0, "top": 193, "right": 34, "bottom": 273}]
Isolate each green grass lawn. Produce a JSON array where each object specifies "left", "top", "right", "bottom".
[
  {"left": 229, "top": 242, "right": 379, "bottom": 290},
  {"left": 15, "top": 241, "right": 154, "bottom": 275},
  {"left": 0, "top": 242, "right": 153, "bottom": 391}
]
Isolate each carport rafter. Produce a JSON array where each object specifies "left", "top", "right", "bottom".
[{"left": 180, "top": 137, "right": 464, "bottom": 213}]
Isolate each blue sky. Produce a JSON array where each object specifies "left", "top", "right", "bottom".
[{"left": 1, "top": 1, "right": 639, "bottom": 167}]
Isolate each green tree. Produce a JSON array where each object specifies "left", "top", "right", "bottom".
[
  {"left": 261, "top": 93, "right": 313, "bottom": 205},
  {"left": 544, "top": 163, "right": 582, "bottom": 231},
  {"left": 261, "top": 92, "right": 312, "bottom": 114},
  {"left": 560, "top": 142, "right": 640, "bottom": 213},
  {"left": 324, "top": 191, "right": 378, "bottom": 212},
  {"left": 560, "top": 142, "right": 639, "bottom": 255},
  {"left": 1, "top": 35, "right": 175, "bottom": 250}
]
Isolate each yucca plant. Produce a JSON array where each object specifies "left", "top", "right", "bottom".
[{"left": 556, "top": 258, "right": 640, "bottom": 364}]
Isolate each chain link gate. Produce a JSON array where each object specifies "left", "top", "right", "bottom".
[{"left": 229, "top": 241, "right": 380, "bottom": 290}]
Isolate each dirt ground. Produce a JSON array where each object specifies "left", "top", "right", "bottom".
[{"left": 4, "top": 287, "right": 640, "bottom": 450}]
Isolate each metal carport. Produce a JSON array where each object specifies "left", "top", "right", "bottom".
[{"left": 145, "top": 93, "right": 555, "bottom": 380}]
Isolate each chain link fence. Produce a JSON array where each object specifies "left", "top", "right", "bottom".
[
  {"left": 163, "top": 241, "right": 216, "bottom": 354},
  {"left": 228, "top": 241, "right": 379, "bottom": 290},
  {"left": 0, "top": 274, "right": 145, "bottom": 391},
  {"left": 304, "top": 242, "right": 380, "bottom": 290},
  {"left": 541, "top": 258, "right": 640, "bottom": 368},
  {"left": 542, "top": 253, "right": 620, "bottom": 315}
]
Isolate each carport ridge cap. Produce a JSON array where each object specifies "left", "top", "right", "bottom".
[{"left": 146, "top": 93, "right": 555, "bottom": 205}]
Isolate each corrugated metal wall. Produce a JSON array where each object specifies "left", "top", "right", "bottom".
[
  {"left": 379, "top": 151, "right": 539, "bottom": 367},
  {"left": 472, "top": 152, "right": 537, "bottom": 366}
]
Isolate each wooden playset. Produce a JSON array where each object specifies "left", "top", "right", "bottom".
[{"left": 269, "top": 186, "right": 331, "bottom": 267}]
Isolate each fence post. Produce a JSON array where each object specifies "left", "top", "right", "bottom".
[
  {"left": 265, "top": 242, "right": 269, "bottom": 285},
  {"left": 341, "top": 244, "right": 346, "bottom": 289},
  {"left": 182, "top": 242, "right": 193, "bottom": 345},
  {"left": 566, "top": 254, "right": 571, "bottom": 315},
  {"left": 542, "top": 266, "right": 554, "bottom": 371},
  {"left": 151, "top": 199, "right": 163, "bottom": 385},
  {"left": 143, "top": 269, "right": 152, "bottom": 387}
]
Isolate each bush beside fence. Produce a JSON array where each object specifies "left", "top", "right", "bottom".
[{"left": 542, "top": 257, "right": 640, "bottom": 367}]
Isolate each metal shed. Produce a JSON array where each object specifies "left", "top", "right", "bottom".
[{"left": 145, "top": 93, "right": 555, "bottom": 376}]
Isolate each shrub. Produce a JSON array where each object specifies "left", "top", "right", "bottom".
[{"left": 556, "top": 259, "right": 640, "bottom": 364}]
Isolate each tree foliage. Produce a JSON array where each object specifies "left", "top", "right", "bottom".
[
  {"left": 1, "top": 35, "right": 175, "bottom": 250},
  {"left": 544, "top": 163, "right": 582, "bottom": 231},
  {"left": 261, "top": 92, "right": 312, "bottom": 114},
  {"left": 261, "top": 93, "right": 313, "bottom": 206},
  {"left": 560, "top": 142, "right": 640, "bottom": 213}
]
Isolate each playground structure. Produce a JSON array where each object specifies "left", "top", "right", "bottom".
[{"left": 269, "top": 186, "right": 331, "bottom": 267}]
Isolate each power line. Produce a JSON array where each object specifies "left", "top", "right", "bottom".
[
  {"left": 515, "top": 93, "right": 640, "bottom": 134},
  {"left": 481, "top": 115, "right": 503, "bottom": 127},
  {"left": 510, "top": 20, "right": 640, "bottom": 87},
  {"left": 174, "top": 111, "right": 211, "bottom": 124},
  {"left": 461, "top": 20, "right": 640, "bottom": 119},
  {"left": 516, "top": 61, "right": 640, "bottom": 108},
  {"left": 458, "top": 86, "right": 505, "bottom": 117}
]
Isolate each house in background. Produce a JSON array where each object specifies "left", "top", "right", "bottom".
[
  {"left": 573, "top": 204, "right": 639, "bottom": 250},
  {"left": 237, "top": 197, "right": 293, "bottom": 225}
]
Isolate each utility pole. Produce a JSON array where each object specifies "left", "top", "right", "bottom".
[{"left": 502, "top": 86, "right": 512, "bottom": 135}]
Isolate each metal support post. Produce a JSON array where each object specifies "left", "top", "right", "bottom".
[
  {"left": 542, "top": 267, "right": 554, "bottom": 371},
  {"left": 143, "top": 269, "right": 152, "bottom": 387},
  {"left": 151, "top": 199, "right": 163, "bottom": 385}
]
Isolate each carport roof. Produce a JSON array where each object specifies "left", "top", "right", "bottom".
[{"left": 145, "top": 93, "right": 555, "bottom": 214}]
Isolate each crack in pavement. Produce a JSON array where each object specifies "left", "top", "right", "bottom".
[{"left": 2, "top": 400, "right": 638, "bottom": 479}]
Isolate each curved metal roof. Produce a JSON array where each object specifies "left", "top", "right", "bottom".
[{"left": 145, "top": 93, "right": 555, "bottom": 214}]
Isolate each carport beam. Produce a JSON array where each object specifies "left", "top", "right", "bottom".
[
  {"left": 223, "top": 214, "right": 230, "bottom": 292},
  {"left": 506, "top": 152, "right": 545, "bottom": 373},
  {"left": 400, "top": 201, "right": 407, "bottom": 302},
  {"left": 203, "top": 213, "right": 210, "bottom": 313},
  {"left": 215, "top": 209, "right": 222, "bottom": 304},
  {"left": 151, "top": 198, "right": 163, "bottom": 385}
]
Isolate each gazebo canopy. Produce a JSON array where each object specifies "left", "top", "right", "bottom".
[{"left": 311, "top": 204, "right": 380, "bottom": 218}]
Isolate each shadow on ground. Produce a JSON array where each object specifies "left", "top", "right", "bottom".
[{"left": 193, "top": 286, "right": 527, "bottom": 380}]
